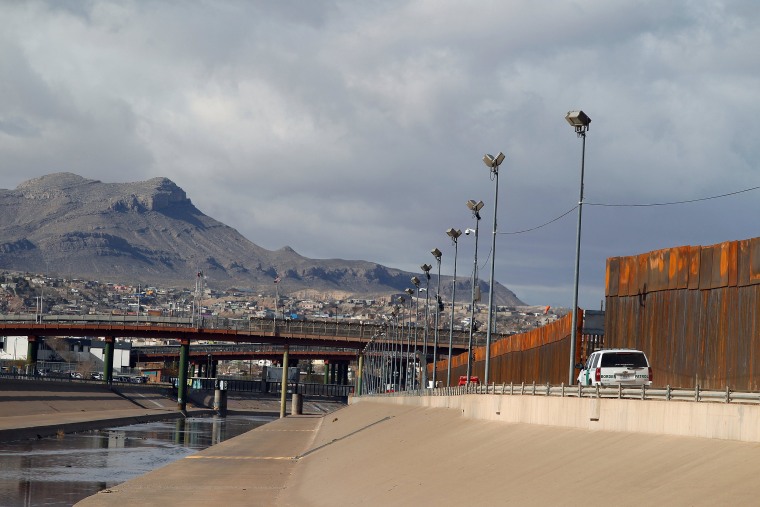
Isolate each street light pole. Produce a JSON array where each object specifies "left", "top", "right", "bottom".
[
  {"left": 482, "top": 151, "right": 505, "bottom": 386},
  {"left": 431, "top": 248, "right": 442, "bottom": 388},
  {"left": 410, "top": 276, "right": 421, "bottom": 390},
  {"left": 420, "top": 264, "right": 432, "bottom": 388},
  {"left": 465, "top": 199, "right": 483, "bottom": 383},
  {"left": 404, "top": 288, "right": 414, "bottom": 390},
  {"left": 565, "top": 110, "right": 591, "bottom": 385},
  {"left": 445, "top": 228, "right": 462, "bottom": 387}
]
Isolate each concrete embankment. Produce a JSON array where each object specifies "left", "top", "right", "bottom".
[
  {"left": 73, "top": 394, "right": 760, "bottom": 506},
  {"left": 0, "top": 378, "right": 202, "bottom": 442},
  {"left": 364, "top": 391, "right": 760, "bottom": 442}
]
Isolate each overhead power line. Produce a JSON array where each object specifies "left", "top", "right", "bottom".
[
  {"left": 497, "top": 184, "right": 760, "bottom": 235},
  {"left": 586, "top": 185, "right": 760, "bottom": 207},
  {"left": 498, "top": 206, "right": 578, "bottom": 235}
]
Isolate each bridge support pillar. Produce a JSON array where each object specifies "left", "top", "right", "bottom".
[
  {"left": 213, "top": 384, "right": 227, "bottom": 416},
  {"left": 279, "top": 345, "right": 289, "bottom": 418},
  {"left": 26, "top": 335, "right": 39, "bottom": 372},
  {"left": 357, "top": 353, "right": 364, "bottom": 396},
  {"left": 330, "top": 362, "right": 337, "bottom": 384},
  {"left": 323, "top": 361, "right": 329, "bottom": 384},
  {"left": 342, "top": 361, "right": 349, "bottom": 385},
  {"left": 178, "top": 339, "right": 190, "bottom": 411},
  {"left": 103, "top": 336, "right": 114, "bottom": 384}
]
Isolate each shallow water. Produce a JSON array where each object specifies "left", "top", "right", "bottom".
[{"left": 0, "top": 415, "right": 272, "bottom": 506}]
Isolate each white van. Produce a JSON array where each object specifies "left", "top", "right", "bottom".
[{"left": 577, "top": 349, "right": 652, "bottom": 386}]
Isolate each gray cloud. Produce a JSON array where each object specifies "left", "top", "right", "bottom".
[{"left": 1, "top": 0, "right": 759, "bottom": 309}]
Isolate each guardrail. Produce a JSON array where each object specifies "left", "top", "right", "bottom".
[
  {"left": 179, "top": 377, "right": 353, "bottom": 398},
  {"left": 0, "top": 371, "right": 164, "bottom": 386},
  {"left": 133, "top": 344, "right": 360, "bottom": 355},
  {"left": 1, "top": 371, "right": 352, "bottom": 397},
  {"left": 373, "top": 382, "right": 760, "bottom": 405}
]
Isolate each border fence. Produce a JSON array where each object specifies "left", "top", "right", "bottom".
[
  {"left": 605, "top": 237, "right": 760, "bottom": 390},
  {"left": 432, "top": 311, "right": 587, "bottom": 386}
]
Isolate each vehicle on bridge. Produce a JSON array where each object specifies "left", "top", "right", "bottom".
[
  {"left": 457, "top": 376, "right": 480, "bottom": 386},
  {"left": 577, "top": 349, "right": 652, "bottom": 386}
]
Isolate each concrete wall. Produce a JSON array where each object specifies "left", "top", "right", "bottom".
[{"left": 352, "top": 394, "right": 760, "bottom": 443}]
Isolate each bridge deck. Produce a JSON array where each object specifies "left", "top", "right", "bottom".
[{"left": 0, "top": 314, "right": 472, "bottom": 353}]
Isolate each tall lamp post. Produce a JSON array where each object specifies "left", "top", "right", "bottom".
[
  {"left": 482, "top": 151, "right": 505, "bottom": 386},
  {"left": 404, "top": 288, "right": 414, "bottom": 390},
  {"left": 565, "top": 110, "right": 591, "bottom": 385},
  {"left": 431, "top": 248, "right": 442, "bottom": 388},
  {"left": 445, "top": 228, "right": 462, "bottom": 387},
  {"left": 410, "top": 276, "right": 421, "bottom": 390},
  {"left": 465, "top": 199, "right": 483, "bottom": 383},
  {"left": 420, "top": 263, "right": 432, "bottom": 388}
]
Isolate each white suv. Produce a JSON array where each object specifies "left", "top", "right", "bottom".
[{"left": 577, "top": 349, "right": 652, "bottom": 386}]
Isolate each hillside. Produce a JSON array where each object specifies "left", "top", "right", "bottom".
[{"left": 0, "top": 173, "right": 524, "bottom": 305}]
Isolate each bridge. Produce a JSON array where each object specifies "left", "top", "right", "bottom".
[{"left": 0, "top": 313, "right": 475, "bottom": 412}]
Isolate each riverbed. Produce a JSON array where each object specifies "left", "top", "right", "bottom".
[{"left": 0, "top": 415, "right": 272, "bottom": 506}]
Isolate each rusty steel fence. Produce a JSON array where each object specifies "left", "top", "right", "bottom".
[
  {"left": 605, "top": 237, "right": 760, "bottom": 390},
  {"left": 431, "top": 311, "right": 584, "bottom": 386}
]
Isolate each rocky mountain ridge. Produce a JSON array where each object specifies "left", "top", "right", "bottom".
[{"left": 0, "top": 173, "right": 524, "bottom": 305}]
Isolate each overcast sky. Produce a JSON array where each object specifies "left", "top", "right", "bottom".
[{"left": 1, "top": 1, "right": 759, "bottom": 309}]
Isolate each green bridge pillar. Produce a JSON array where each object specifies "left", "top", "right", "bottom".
[
  {"left": 103, "top": 336, "right": 114, "bottom": 384},
  {"left": 26, "top": 335, "right": 38, "bottom": 372},
  {"left": 279, "top": 345, "right": 290, "bottom": 419},
  {"left": 177, "top": 339, "right": 190, "bottom": 411},
  {"left": 323, "top": 361, "right": 329, "bottom": 384},
  {"left": 357, "top": 353, "right": 364, "bottom": 396}
]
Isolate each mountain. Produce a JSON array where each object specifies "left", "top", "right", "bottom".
[{"left": 0, "top": 173, "right": 524, "bottom": 305}]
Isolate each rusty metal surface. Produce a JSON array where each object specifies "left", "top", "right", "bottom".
[
  {"left": 433, "top": 312, "right": 582, "bottom": 386},
  {"left": 605, "top": 237, "right": 760, "bottom": 390}
]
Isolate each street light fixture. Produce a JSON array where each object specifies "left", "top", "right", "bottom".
[
  {"left": 431, "top": 248, "right": 442, "bottom": 388},
  {"left": 445, "top": 228, "right": 462, "bottom": 387},
  {"left": 565, "top": 110, "right": 591, "bottom": 385},
  {"left": 481, "top": 151, "right": 505, "bottom": 386},
  {"left": 466, "top": 199, "right": 484, "bottom": 214},
  {"left": 465, "top": 200, "right": 483, "bottom": 384},
  {"left": 420, "top": 263, "right": 432, "bottom": 388}
]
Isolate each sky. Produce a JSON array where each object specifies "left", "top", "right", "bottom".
[{"left": 1, "top": 1, "right": 759, "bottom": 309}]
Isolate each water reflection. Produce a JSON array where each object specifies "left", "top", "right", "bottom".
[{"left": 0, "top": 415, "right": 272, "bottom": 506}]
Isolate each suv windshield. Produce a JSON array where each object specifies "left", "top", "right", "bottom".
[{"left": 600, "top": 352, "right": 648, "bottom": 368}]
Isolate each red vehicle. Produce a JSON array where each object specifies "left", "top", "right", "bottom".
[{"left": 457, "top": 376, "right": 480, "bottom": 386}]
